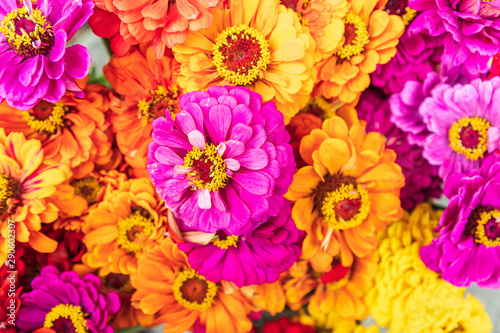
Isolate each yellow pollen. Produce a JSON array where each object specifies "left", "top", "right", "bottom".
[
  {"left": 321, "top": 183, "right": 371, "bottom": 230},
  {"left": 402, "top": 7, "right": 417, "bottom": 25},
  {"left": 0, "top": 6, "right": 53, "bottom": 57},
  {"left": 137, "top": 85, "right": 180, "bottom": 126},
  {"left": 71, "top": 177, "right": 101, "bottom": 206},
  {"left": 0, "top": 174, "right": 21, "bottom": 216},
  {"left": 448, "top": 116, "right": 490, "bottom": 161},
  {"left": 326, "top": 273, "right": 350, "bottom": 290},
  {"left": 116, "top": 210, "right": 155, "bottom": 253},
  {"left": 22, "top": 101, "right": 66, "bottom": 134},
  {"left": 184, "top": 144, "right": 228, "bottom": 191},
  {"left": 475, "top": 210, "right": 500, "bottom": 247},
  {"left": 212, "top": 235, "right": 239, "bottom": 249},
  {"left": 44, "top": 304, "right": 88, "bottom": 333},
  {"left": 173, "top": 268, "right": 218, "bottom": 311},
  {"left": 212, "top": 25, "right": 271, "bottom": 86},
  {"left": 336, "top": 12, "right": 370, "bottom": 60}
]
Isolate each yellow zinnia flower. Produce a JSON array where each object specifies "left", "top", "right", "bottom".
[
  {"left": 297, "top": 308, "right": 380, "bottom": 333},
  {"left": 313, "top": 0, "right": 405, "bottom": 103},
  {"left": 285, "top": 107, "right": 404, "bottom": 270},
  {"left": 81, "top": 177, "right": 168, "bottom": 276},
  {"left": 172, "top": 0, "right": 316, "bottom": 123},
  {"left": 366, "top": 203, "right": 493, "bottom": 333}
]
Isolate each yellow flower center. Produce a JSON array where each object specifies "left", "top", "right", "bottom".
[
  {"left": 137, "top": 85, "right": 180, "bottom": 126},
  {"left": 44, "top": 304, "right": 88, "bottom": 333},
  {"left": 474, "top": 209, "right": 500, "bottom": 247},
  {"left": 315, "top": 174, "right": 371, "bottom": 230},
  {"left": 300, "top": 97, "right": 335, "bottom": 119},
  {"left": 0, "top": 174, "right": 22, "bottom": 217},
  {"left": 212, "top": 25, "right": 271, "bottom": 86},
  {"left": 173, "top": 268, "right": 218, "bottom": 311},
  {"left": 22, "top": 101, "right": 67, "bottom": 134},
  {"left": 0, "top": 5, "right": 54, "bottom": 58},
  {"left": 384, "top": 0, "right": 418, "bottom": 25},
  {"left": 336, "top": 13, "right": 370, "bottom": 60},
  {"left": 448, "top": 116, "right": 490, "bottom": 161},
  {"left": 71, "top": 177, "right": 101, "bottom": 206},
  {"left": 211, "top": 232, "right": 239, "bottom": 250},
  {"left": 184, "top": 144, "right": 228, "bottom": 191},
  {"left": 116, "top": 210, "right": 155, "bottom": 253}
]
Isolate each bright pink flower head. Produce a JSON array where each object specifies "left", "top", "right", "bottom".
[
  {"left": 147, "top": 86, "right": 295, "bottom": 235},
  {"left": 0, "top": 0, "right": 94, "bottom": 110},
  {"left": 421, "top": 153, "right": 500, "bottom": 288}
]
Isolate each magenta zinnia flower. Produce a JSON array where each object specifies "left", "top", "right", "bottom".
[
  {"left": 147, "top": 86, "right": 295, "bottom": 235},
  {"left": 357, "top": 88, "right": 441, "bottom": 210},
  {"left": 177, "top": 201, "right": 304, "bottom": 287},
  {"left": 0, "top": 0, "right": 93, "bottom": 110},
  {"left": 409, "top": 0, "right": 500, "bottom": 75},
  {"left": 419, "top": 77, "right": 500, "bottom": 180},
  {"left": 17, "top": 265, "right": 120, "bottom": 333},
  {"left": 421, "top": 154, "right": 500, "bottom": 288},
  {"left": 371, "top": 28, "right": 442, "bottom": 94}
]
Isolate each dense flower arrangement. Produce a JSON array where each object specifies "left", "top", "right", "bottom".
[{"left": 1, "top": 0, "right": 500, "bottom": 332}]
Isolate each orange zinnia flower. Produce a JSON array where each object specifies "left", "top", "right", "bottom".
[
  {"left": 93, "top": 0, "right": 224, "bottom": 58},
  {"left": 281, "top": 0, "right": 349, "bottom": 61},
  {"left": 283, "top": 254, "right": 376, "bottom": 320},
  {"left": 0, "top": 131, "right": 85, "bottom": 263},
  {"left": 131, "top": 237, "right": 254, "bottom": 333},
  {"left": 81, "top": 177, "right": 168, "bottom": 276},
  {"left": 105, "top": 44, "right": 181, "bottom": 177},
  {"left": 0, "top": 82, "right": 114, "bottom": 179},
  {"left": 285, "top": 107, "right": 404, "bottom": 269},
  {"left": 172, "top": 0, "right": 316, "bottom": 123},
  {"left": 313, "top": 0, "right": 405, "bottom": 103}
]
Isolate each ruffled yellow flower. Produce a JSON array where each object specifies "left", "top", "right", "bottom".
[
  {"left": 172, "top": 0, "right": 316, "bottom": 123},
  {"left": 313, "top": 0, "right": 405, "bottom": 103},
  {"left": 366, "top": 203, "right": 493, "bottom": 333},
  {"left": 285, "top": 107, "right": 404, "bottom": 270}
]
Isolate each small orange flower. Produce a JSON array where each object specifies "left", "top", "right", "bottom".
[
  {"left": 0, "top": 82, "right": 114, "bottom": 179},
  {"left": 313, "top": 0, "right": 405, "bottom": 103},
  {"left": 93, "top": 0, "right": 224, "bottom": 58},
  {"left": 286, "top": 112, "right": 322, "bottom": 169},
  {"left": 82, "top": 177, "right": 168, "bottom": 276},
  {"left": 285, "top": 107, "right": 404, "bottom": 269},
  {"left": 283, "top": 254, "right": 376, "bottom": 321},
  {"left": 105, "top": 44, "right": 181, "bottom": 177},
  {"left": 172, "top": 0, "right": 317, "bottom": 123},
  {"left": 131, "top": 238, "right": 254, "bottom": 333},
  {"left": 281, "top": 0, "right": 349, "bottom": 61},
  {"left": 0, "top": 131, "right": 85, "bottom": 263}
]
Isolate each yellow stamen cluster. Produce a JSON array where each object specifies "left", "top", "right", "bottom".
[
  {"left": 321, "top": 183, "right": 370, "bottom": 230},
  {"left": 475, "top": 209, "right": 500, "bottom": 247},
  {"left": 325, "top": 273, "right": 350, "bottom": 290},
  {"left": 116, "top": 210, "right": 155, "bottom": 253},
  {"left": 21, "top": 102, "right": 66, "bottom": 134},
  {"left": 402, "top": 7, "right": 417, "bottom": 25},
  {"left": 448, "top": 116, "right": 490, "bottom": 161},
  {"left": 137, "top": 85, "right": 180, "bottom": 126},
  {"left": 71, "top": 177, "right": 101, "bottom": 205},
  {"left": 0, "top": 7, "right": 52, "bottom": 50},
  {"left": 173, "top": 268, "right": 218, "bottom": 311},
  {"left": 212, "top": 235, "right": 239, "bottom": 249},
  {"left": 0, "top": 174, "right": 21, "bottom": 215},
  {"left": 336, "top": 13, "right": 370, "bottom": 60},
  {"left": 212, "top": 25, "right": 271, "bottom": 86},
  {"left": 44, "top": 304, "right": 88, "bottom": 333},
  {"left": 184, "top": 144, "right": 228, "bottom": 191}
]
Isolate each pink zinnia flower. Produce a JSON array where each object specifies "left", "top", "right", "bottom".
[
  {"left": 177, "top": 201, "right": 304, "bottom": 287},
  {"left": 421, "top": 153, "right": 500, "bottom": 288},
  {"left": 147, "top": 86, "right": 295, "bottom": 235},
  {"left": 0, "top": 0, "right": 94, "bottom": 110}
]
